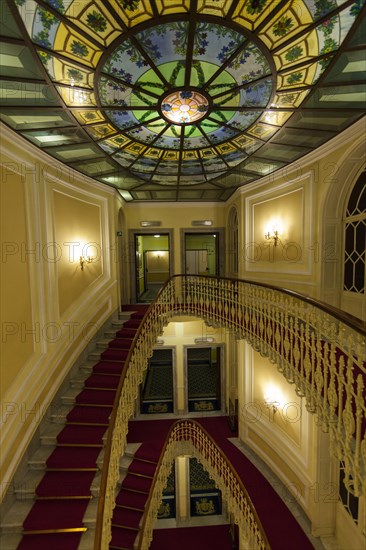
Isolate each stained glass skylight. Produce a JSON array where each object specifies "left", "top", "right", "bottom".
[{"left": 0, "top": 0, "right": 364, "bottom": 201}]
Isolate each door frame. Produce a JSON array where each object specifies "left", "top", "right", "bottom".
[
  {"left": 180, "top": 228, "right": 225, "bottom": 277},
  {"left": 139, "top": 346, "right": 177, "bottom": 416},
  {"left": 183, "top": 344, "right": 225, "bottom": 416},
  {"left": 128, "top": 228, "right": 174, "bottom": 303}
]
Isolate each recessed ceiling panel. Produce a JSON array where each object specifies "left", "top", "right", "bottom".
[{"left": 0, "top": 0, "right": 363, "bottom": 201}]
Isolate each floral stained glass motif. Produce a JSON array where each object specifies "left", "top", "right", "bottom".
[
  {"left": 161, "top": 90, "right": 209, "bottom": 124},
  {"left": 7, "top": 0, "right": 365, "bottom": 201}
]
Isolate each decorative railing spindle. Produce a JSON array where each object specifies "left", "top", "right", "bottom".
[{"left": 94, "top": 275, "right": 366, "bottom": 550}]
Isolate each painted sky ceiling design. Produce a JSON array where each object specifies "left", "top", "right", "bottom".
[{"left": 1, "top": 0, "right": 365, "bottom": 202}]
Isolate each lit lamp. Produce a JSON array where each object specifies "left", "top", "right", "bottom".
[
  {"left": 80, "top": 255, "right": 93, "bottom": 270},
  {"left": 264, "top": 385, "right": 281, "bottom": 415},
  {"left": 264, "top": 395, "right": 279, "bottom": 414},
  {"left": 264, "top": 226, "right": 280, "bottom": 246}
]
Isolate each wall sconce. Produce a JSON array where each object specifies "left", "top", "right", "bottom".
[
  {"left": 156, "top": 338, "right": 164, "bottom": 345},
  {"left": 80, "top": 255, "right": 93, "bottom": 270},
  {"left": 264, "top": 227, "right": 280, "bottom": 246},
  {"left": 264, "top": 396, "right": 279, "bottom": 414},
  {"left": 140, "top": 221, "right": 161, "bottom": 227}
]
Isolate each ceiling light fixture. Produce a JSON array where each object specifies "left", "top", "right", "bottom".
[
  {"left": 191, "top": 220, "right": 213, "bottom": 226},
  {"left": 140, "top": 221, "right": 161, "bottom": 227}
]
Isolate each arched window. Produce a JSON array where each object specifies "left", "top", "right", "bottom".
[
  {"left": 343, "top": 171, "right": 366, "bottom": 294},
  {"left": 228, "top": 206, "right": 239, "bottom": 275}
]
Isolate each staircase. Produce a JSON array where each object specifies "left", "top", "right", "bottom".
[
  {"left": 110, "top": 441, "right": 166, "bottom": 550},
  {"left": 0, "top": 305, "right": 149, "bottom": 550}
]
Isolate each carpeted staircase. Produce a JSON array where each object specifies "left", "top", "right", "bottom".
[
  {"left": 1, "top": 305, "right": 318, "bottom": 550},
  {"left": 0, "top": 305, "right": 148, "bottom": 550}
]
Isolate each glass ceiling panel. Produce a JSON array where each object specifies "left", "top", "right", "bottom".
[
  {"left": 0, "top": 109, "right": 76, "bottom": 130},
  {"left": 0, "top": 42, "right": 44, "bottom": 79},
  {"left": 66, "top": 1, "right": 122, "bottom": 47},
  {"left": 258, "top": 143, "right": 310, "bottom": 162},
  {"left": 41, "top": 53, "right": 95, "bottom": 87},
  {"left": 0, "top": 81, "right": 59, "bottom": 105},
  {"left": 286, "top": 110, "right": 363, "bottom": 131},
  {"left": 44, "top": 143, "right": 102, "bottom": 161},
  {"left": 305, "top": 83, "right": 366, "bottom": 108},
  {"left": 0, "top": 2, "right": 22, "bottom": 38},
  {"left": 22, "top": 128, "right": 87, "bottom": 148},
  {"left": 272, "top": 127, "right": 335, "bottom": 148},
  {"left": 2, "top": 0, "right": 364, "bottom": 202},
  {"left": 323, "top": 49, "right": 366, "bottom": 83}
]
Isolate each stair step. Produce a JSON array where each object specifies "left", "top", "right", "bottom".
[
  {"left": 84, "top": 374, "right": 120, "bottom": 390},
  {"left": 78, "top": 527, "right": 96, "bottom": 550},
  {"left": 122, "top": 474, "right": 152, "bottom": 494},
  {"left": 60, "top": 387, "right": 83, "bottom": 406},
  {"left": 101, "top": 349, "right": 129, "bottom": 361},
  {"left": 0, "top": 307, "right": 145, "bottom": 549},
  {"left": 40, "top": 424, "right": 66, "bottom": 446},
  {"left": 96, "top": 339, "right": 111, "bottom": 348},
  {"left": 46, "top": 446, "right": 102, "bottom": 470},
  {"left": 115, "top": 488, "right": 148, "bottom": 511},
  {"left": 124, "top": 443, "right": 141, "bottom": 458},
  {"left": 13, "top": 470, "right": 44, "bottom": 500},
  {"left": 75, "top": 388, "right": 117, "bottom": 407},
  {"left": 112, "top": 507, "right": 143, "bottom": 529},
  {"left": 116, "top": 328, "right": 138, "bottom": 338},
  {"left": 17, "top": 531, "right": 85, "bottom": 549},
  {"left": 0, "top": 533, "right": 22, "bottom": 549},
  {"left": 128, "top": 460, "right": 157, "bottom": 478},
  {"left": 120, "top": 456, "right": 134, "bottom": 472},
  {"left": 110, "top": 525, "right": 138, "bottom": 549},
  {"left": 70, "top": 378, "right": 85, "bottom": 389},
  {"left": 88, "top": 356, "right": 102, "bottom": 363},
  {"left": 92, "top": 361, "right": 126, "bottom": 375},
  {"left": 66, "top": 405, "right": 112, "bottom": 425},
  {"left": 50, "top": 404, "right": 73, "bottom": 424},
  {"left": 0, "top": 500, "right": 34, "bottom": 534},
  {"left": 35, "top": 471, "right": 95, "bottom": 498},
  {"left": 22, "top": 499, "right": 90, "bottom": 531},
  {"left": 28, "top": 446, "right": 55, "bottom": 471}
]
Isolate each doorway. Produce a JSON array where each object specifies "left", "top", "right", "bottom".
[
  {"left": 140, "top": 348, "right": 175, "bottom": 414},
  {"left": 131, "top": 231, "right": 173, "bottom": 303},
  {"left": 186, "top": 346, "right": 222, "bottom": 413},
  {"left": 181, "top": 229, "right": 225, "bottom": 277}
]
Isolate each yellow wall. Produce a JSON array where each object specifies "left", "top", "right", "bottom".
[
  {"left": 1, "top": 170, "right": 33, "bottom": 396},
  {"left": 160, "top": 319, "right": 226, "bottom": 414},
  {"left": 225, "top": 120, "right": 365, "bottom": 304},
  {"left": 54, "top": 191, "right": 103, "bottom": 316},
  {"left": 124, "top": 203, "right": 226, "bottom": 275},
  {"left": 0, "top": 126, "right": 120, "bottom": 500}
]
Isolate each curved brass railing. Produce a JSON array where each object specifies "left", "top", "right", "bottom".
[
  {"left": 137, "top": 420, "right": 269, "bottom": 550},
  {"left": 94, "top": 275, "right": 366, "bottom": 549}
]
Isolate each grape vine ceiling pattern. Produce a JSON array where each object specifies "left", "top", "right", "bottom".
[{"left": 1, "top": 0, "right": 365, "bottom": 201}]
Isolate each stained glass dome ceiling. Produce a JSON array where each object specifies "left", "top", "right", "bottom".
[{"left": 1, "top": 0, "right": 365, "bottom": 202}]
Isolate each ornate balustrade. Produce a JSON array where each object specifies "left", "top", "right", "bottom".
[
  {"left": 137, "top": 420, "right": 269, "bottom": 550},
  {"left": 94, "top": 275, "right": 366, "bottom": 550}
]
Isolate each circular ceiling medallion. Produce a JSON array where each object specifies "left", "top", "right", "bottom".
[
  {"left": 161, "top": 90, "right": 209, "bottom": 124},
  {"left": 97, "top": 17, "right": 274, "bottom": 185}
]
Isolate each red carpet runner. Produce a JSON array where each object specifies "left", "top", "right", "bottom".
[
  {"left": 119, "top": 417, "right": 314, "bottom": 550},
  {"left": 17, "top": 305, "right": 149, "bottom": 550},
  {"left": 18, "top": 303, "right": 314, "bottom": 550}
]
